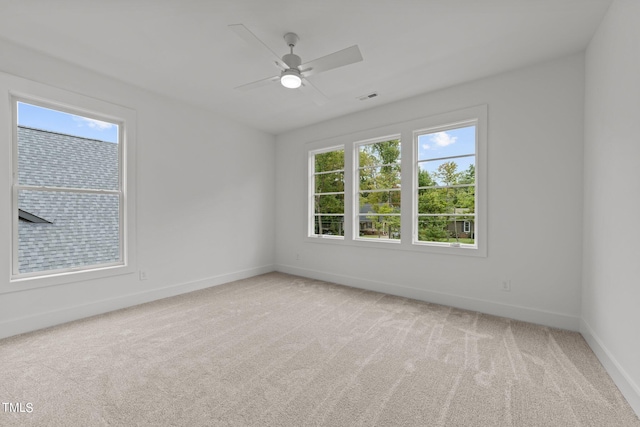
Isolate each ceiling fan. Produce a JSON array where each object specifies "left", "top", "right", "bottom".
[{"left": 229, "top": 24, "right": 363, "bottom": 105}]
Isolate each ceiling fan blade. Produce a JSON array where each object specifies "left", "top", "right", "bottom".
[
  {"left": 299, "top": 79, "right": 329, "bottom": 106},
  {"left": 235, "top": 75, "right": 280, "bottom": 91},
  {"left": 300, "top": 45, "right": 363, "bottom": 77},
  {"left": 228, "top": 24, "right": 288, "bottom": 70}
]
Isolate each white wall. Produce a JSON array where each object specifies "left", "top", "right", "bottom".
[
  {"left": 582, "top": 0, "right": 640, "bottom": 414},
  {"left": 0, "top": 39, "right": 276, "bottom": 338},
  {"left": 276, "top": 54, "right": 585, "bottom": 331}
]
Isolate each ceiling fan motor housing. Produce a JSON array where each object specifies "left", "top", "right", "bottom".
[{"left": 282, "top": 53, "right": 301, "bottom": 69}]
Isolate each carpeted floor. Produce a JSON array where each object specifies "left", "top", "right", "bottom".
[{"left": 1, "top": 272, "right": 638, "bottom": 426}]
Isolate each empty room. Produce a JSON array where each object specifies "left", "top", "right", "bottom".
[{"left": 1, "top": 0, "right": 639, "bottom": 425}]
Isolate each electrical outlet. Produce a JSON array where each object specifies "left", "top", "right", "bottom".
[
  {"left": 501, "top": 280, "right": 511, "bottom": 292},
  {"left": 139, "top": 270, "right": 148, "bottom": 281}
]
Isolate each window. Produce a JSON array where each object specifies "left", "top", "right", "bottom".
[
  {"left": 5, "top": 79, "right": 137, "bottom": 289},
  {"left": 415, "top": 123, "right": 477, "bottom": 247},
  {"left": 305, "top": 105, "right": 486, "bottom": 256},
  {"left": 356, "top": 137, "right": 401, "bottom": 241},
  {"left": 13, "top": 100, "right": 123, "bottom": 277},
  {"left": 310, "top": 147, "right": 345, "bottom": 238}
]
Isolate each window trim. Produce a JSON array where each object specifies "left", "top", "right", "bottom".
[
  {"left": 304, "top": 105, "right": 487, "bottom": 257},
  {"left": 2, "top": 74, "right": 137, "bottom": 293}
]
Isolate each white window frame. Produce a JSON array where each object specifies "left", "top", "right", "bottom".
[
  {"left": 1, "top": 73, "right": 137, "bottom": 293},
  {"left": 304, "top": 105, "right": 486, "bottom": 257},
  {"left": 354, "top": 134, "right": 402, "bottom": 244},
  {"left": 308, "top": 145, "right": 345, "bottom": 240},
  {"left": 463, "top": 221, "right": 471, "bottom": 234}
]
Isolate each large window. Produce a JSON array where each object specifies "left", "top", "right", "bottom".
[
  {"left": 13, "top": 100, "right": 123, "bottom": 277},
  {"left": 310, "top": 147, "right": 345, "bottom": 237},
  {"left": 4, "top": 79, "right": 137, "bottom": 289},
  {"left": 306, "top": 105, "right": 486, "bottom": 256},
  {"left": 415, "top": 123, "right": 476, "bottom": 247},
  {"left": 356, "top": 137, "right": 401, "bottom": 241}
]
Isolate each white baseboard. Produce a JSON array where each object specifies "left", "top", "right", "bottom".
[
  {"left": 0, "top": 264, "right": 275, "bottom": 340},
  {"left": 277, "top": 264, "right": 580, "bottom": 331},
  {"left": 580, "top": 319, "right": 640, "bottom": 417}
]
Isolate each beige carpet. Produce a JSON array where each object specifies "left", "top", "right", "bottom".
[{"left": 1, "top": 272, "right": 638, "bottom": 426}]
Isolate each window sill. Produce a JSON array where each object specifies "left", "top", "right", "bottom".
[
  {"left": 3, "top": 263, "right": 137, "bottom": 295},
  {"left": 305, "top": 234, "right": 486, "bottom": 257}
]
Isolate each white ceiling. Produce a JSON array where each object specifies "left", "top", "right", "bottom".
[{"left": 0, "top": 0, "right": 612, "bottom": 135}]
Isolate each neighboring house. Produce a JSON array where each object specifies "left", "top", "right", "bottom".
[
  {"left": 358, "top": 203, "right": 377, "bottom": 235},
  {"left": 447, "top": 208, "right": 475, "bottom": 239},
  {"left": 17, "top": 126, "right": 119, "bottom": 274},
  {"left": 448, "top": 219, "right": 475, "bottom": 239},
  {"left": 358, "top": 203, "right": 400, "bottom": 237}
]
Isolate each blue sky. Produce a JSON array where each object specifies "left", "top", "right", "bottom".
[
  {"left": 417, "top": 125, "right": 475, "bottom": 177},
  {"left": 17, "top": 102, "right": 118, "bottom": 143}
]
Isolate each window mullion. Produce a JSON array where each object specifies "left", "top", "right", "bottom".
[
  {"left": 314, "top": 191, "right": 344, "bottom": 196},
  {"left": 314, "top": 168, "right": 344, "bottom": 175},
  {"left": 417, "top": 153, "right": 475, "bottom": 163},
  {"left": 357, "top": 188, "right": 400, "bottom": 194},
  {"left": 417, "top": 183, "right": 474, "bottom": 190}
]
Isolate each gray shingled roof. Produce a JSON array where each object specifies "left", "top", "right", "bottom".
[{"left": 17, "top": 126, "right": 120, "bottom": 274}]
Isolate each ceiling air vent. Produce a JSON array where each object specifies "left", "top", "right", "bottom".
[{"left": 357, "top": 92, "right": 378, "bottom": 101}]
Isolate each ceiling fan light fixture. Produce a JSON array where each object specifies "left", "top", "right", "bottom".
[{"left": 280, "top": 69, "right": 302, "bottom": 89}]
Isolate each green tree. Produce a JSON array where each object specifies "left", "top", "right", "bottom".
[
  {"left": 417, "top": 182, "right": 449, "bottom": 242},
  {"left": 418, "top": 169, "right": 435, "bottom": 187},
  {"left": 436, "top": 162, "right": 461, "bottom": 240}
]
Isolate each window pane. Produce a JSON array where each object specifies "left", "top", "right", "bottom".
[
  {"left": 418, "top": 188, "right": 451, "bottom": 214},
  {"left": 417, "top": 216, "right": 475, "bottom": 245},
  {"left": 359, "top": 165, "right": 401, "bottom": 191},
  {"left": 314, "top": 216, "right": 344, "bottom": 236},
  {"left": 417, "top": 157, "right": 475, "bottom": 187},
  {"left": 417, "top": 125, "right": 475, "bottom": 161},
  {"left": 418, "top": 187, "right": 474, "bottom": 215},
  {"left": 315, "top": 149, "right": 344, "bottom": 173},
  {"left": 17, "top": 103, "right": 119, "bottom": 190},
  {"left": 18, "top": 190, "right": 120, "bottom": 274},
  {"left": 315, "top": 172, "right": 344, "bottom": 193},
  {"left": 359, "top": 190, "right": 401, "bottom": 212},
  {"left": 357, "top": 138, "right": 401, "bottom": 242},
  {"left": 358, "top": 215, "right": 401, "bottom": 239},
  {"left": 359, "top": 139, "right": 401, "bottom": 166},
  {"left": 314, "top": 194, "right": 344, "bottom": 214},
  {"left": 453, "top": 186, "right": 475, "bottom": 213}
]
